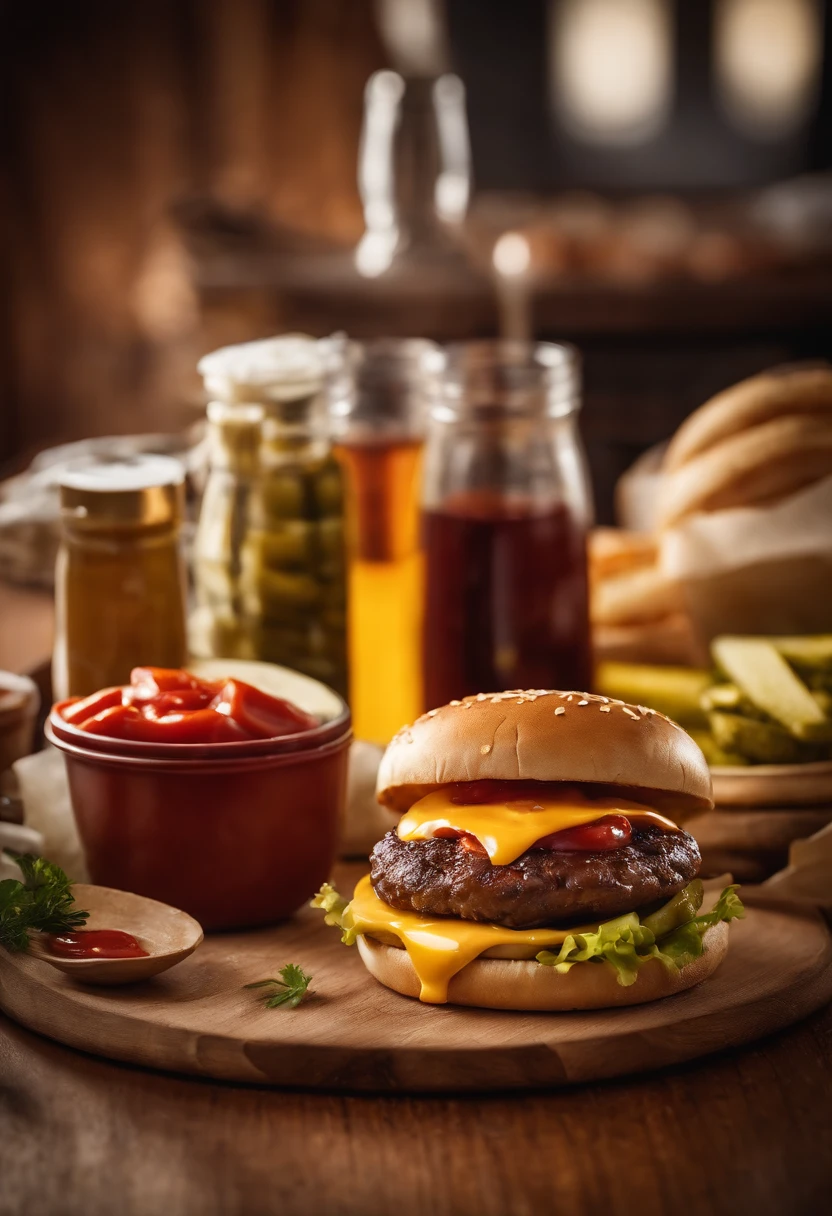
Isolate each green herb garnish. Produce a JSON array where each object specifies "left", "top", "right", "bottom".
[
  {"left": 244, "top": 963, "right": 313, "bottom": 1009},
  {"left": 0, "top": 850, "right": 89, "bottom": 953}
]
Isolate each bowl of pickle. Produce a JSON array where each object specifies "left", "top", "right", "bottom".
[
  {"left": 597, "top": 636, "right": 832, "bottom": 808},
  {"left": 697, "top": 636, "right": 832, "bottom": 806}
]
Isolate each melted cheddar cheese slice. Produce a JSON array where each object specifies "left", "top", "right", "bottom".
[
  {"left": 397, "top": 789, "right": 679, "bottom": 865},
  {"left": 350, "top": 874, "right": 598, "bottom": 1004}
]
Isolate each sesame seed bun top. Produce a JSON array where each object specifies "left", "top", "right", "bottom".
[{"left": 376, "top": 690, "right": 714, "bottom": 816}]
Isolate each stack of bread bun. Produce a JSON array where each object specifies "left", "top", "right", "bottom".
[
  {"left": 593, "top": 364, "right": 832, "bottom": 664},
  {"left": 659, "top": 364, "right": 832, "bottom": 643},
  {"left": 658, "top": 364, "right": 832, "bottom": 528},
  {"left": 593, "top": 365, "right": 832, "bottom": 881},
  {"left": 589, "top": 528, "right": 700, "bottom": 665}
]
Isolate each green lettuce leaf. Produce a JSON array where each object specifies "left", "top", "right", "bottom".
[
  {"left": 657, "top": 884, "right": 745, "bottom": 969},
  {"left": 537, "top": 884, "right": 745, "bottom": 987},
  {"left": 310, "top": 883, "right": 359, "bottom": 946},
  {"left": 312, "top": 879, "right": 745, "bottom": 991}
]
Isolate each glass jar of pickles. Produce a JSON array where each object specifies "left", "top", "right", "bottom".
[{"left": 192, "top": 336, "right": 348, "bottom": 697}]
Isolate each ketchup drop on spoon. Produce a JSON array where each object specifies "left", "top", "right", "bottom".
[{"left": 46, "top": 929, "right": 149, "bottom": 959}]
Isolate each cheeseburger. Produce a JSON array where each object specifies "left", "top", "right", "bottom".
[{"left": 315, "top": 690, "right": 744, "bottom": 1009}]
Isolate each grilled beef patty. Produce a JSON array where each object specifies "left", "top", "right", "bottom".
[{"left": 369, "top": 826, "right": 700, "bottom": 929}]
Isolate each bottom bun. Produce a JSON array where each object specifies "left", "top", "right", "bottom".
[{"left": 357, "top": 921, "right": 729, "bottom": 1011}]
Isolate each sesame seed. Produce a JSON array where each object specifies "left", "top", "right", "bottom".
[
  {"left": 623, "top": 707, "right": 640, "bottom": 720},
  {"left": 566, "top": 694, "right": 573, "bottom": 702},
  {"left": 480, "top": 743, "right": 492, "bottom": 755},
  {"left": 600, "top": 705, "right": 611, "bottom": 713},
  {"left": 491, "top": 696, "right": 501, "bottom": 703},
  {"left": 600, "top": 696, "right": 609, "bottom": 703},
  {"left": 450, "top": 700, "right": 461, "bottom": 706},
  {"left": 427, "top": 709, "right": 438, "bottom": 717},
  {"left": 555, "top": 707, "right": 566, "bottom": 716},
  {"left": 464, "top": 701, "right": 473, "bottom": 709},
  {"left": 476, "top": 694, "right": 487, "bottom": 702},
  {"left": 578, "top": 699, "right": 589, "bottom": 706}
]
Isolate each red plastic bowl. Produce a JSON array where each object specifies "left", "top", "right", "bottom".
[{"left": 46, "top": 692, "right": 351, "bottom": 931}]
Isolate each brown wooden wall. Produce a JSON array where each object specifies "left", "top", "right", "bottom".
[{"left": 0, "top": 0, "right": 385, "bottom": 468}]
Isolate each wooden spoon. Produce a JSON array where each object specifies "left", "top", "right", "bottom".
[{"left": 27, "top": 883, "right": 204, "bottom": 986}]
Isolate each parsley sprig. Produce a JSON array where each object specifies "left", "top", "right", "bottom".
[
  {"left": 244, "top": 963, "right": 313, "bottom": 1009},
  {"left": 0, "top": 850, "right": 89, "bottom": 953}
]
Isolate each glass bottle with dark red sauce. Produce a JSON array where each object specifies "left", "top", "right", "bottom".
[{"left": 421, "top": 341, "right": 592, "bottom": 708}]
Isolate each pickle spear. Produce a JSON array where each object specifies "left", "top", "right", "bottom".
[
  {"left": 770, "top": 635, "right": 832, "bottom": 670},
  {"left": 688, "top": 728, "right": 749, "bottom": 767},
  {"left": 712, "top": 637, "right": 832, "bottom": 742},
  {"left": 708, "top": 711, "right": 824, "bottom": 764},
  {"left": 700, "top": 684, "right": 743, "bottom": 713},
  {"left": 595, "top": 662, "right": 710, "bottom": 728}
]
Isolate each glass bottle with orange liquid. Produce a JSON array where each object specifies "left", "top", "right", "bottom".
[
  {"left": 421, "top": 341, "right": 593, "bottom": 708},
  {"left": 327, "top": 339, "right": 442, "bottom": 743}
]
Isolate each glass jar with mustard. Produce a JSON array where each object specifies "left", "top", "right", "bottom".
[{"left": 53, "top": 456, "right": 188, "bottom": 699}]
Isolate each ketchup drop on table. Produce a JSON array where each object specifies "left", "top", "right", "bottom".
[{"left": 46, "top": 929, "right": 149, "bottom": 959}]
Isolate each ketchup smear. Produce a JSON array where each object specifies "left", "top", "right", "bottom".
[
  {"left": 443, "top": 782, "right": 634, "bottom": 854},
  {"left": 59, "top": 667, "right": 319, "bottom": 744},
  {"left": 47, "top": 929, "right": 149, "bottom": 959},
  {"left": 436, "top": 815, "right": 632, "bottom": 856}
]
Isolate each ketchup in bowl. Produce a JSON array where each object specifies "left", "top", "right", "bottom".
[
  {"left": 47, "top": 664, "right": 351, "bottom": 931},
  {"left": 60, "top": 667, "right": 318, "bottom": 744}
]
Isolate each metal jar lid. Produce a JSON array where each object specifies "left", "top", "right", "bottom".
[
  {"left": 197, "top": 334, "right": 324, "bottom": 405},
  {"left": 58, "top": 455, "right": 185, "bottom": 529}
]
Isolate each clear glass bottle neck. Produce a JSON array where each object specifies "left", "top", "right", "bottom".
[
  {"left": 431, "top": 341, "right": 581, "bottom": 424},
  {"left": 326, "top": 337, "right": 442, "bottom": 441},
  {"left": 422, "top": 340, "right": 590, "bottom": 520}
]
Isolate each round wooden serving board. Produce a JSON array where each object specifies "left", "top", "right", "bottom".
[{"left": 2, "top": 871, "right": 831, "bottom": 1093}]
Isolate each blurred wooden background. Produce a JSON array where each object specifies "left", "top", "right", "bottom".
[
  {"left": 0, "top": 0, "right": 384, "bottom": 467},
  {"left": 2, "top": 0, "right": 832, "bottom": 524}
]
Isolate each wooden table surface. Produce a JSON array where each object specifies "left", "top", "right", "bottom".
[
  {"left": 1, "top": 583, "right": 831, "bottom": 1216},
  {"left": 2, "top": 1002, "right": 831, "bottom": 1216}
]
